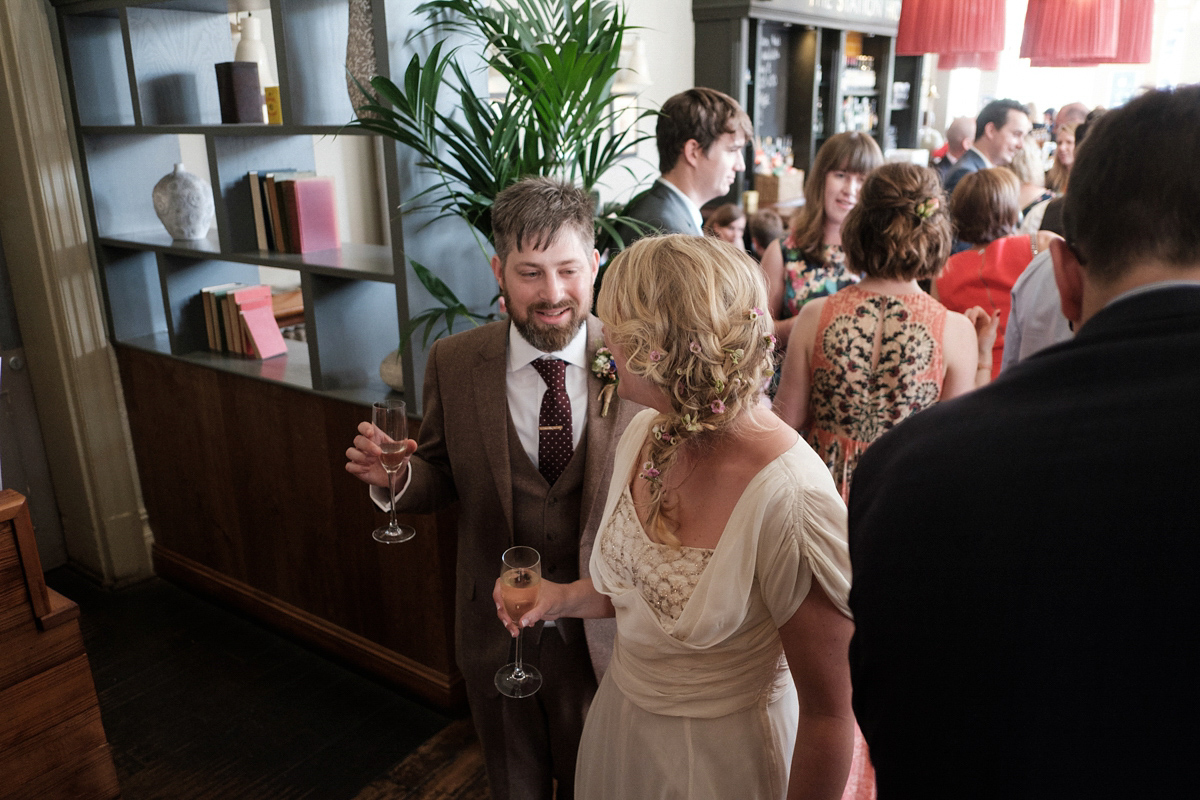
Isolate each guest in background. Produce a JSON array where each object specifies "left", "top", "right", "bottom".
[
  {"left": 747, "top": 207, "right": 784, "bottom": 260},
  {"left": 773, "top": 163, "right": 995, "bottom": 501},
  {"left": 1009, "top": 134, "right": 1055, "bottom": 233},
  {"left": 848, "top": 85, "right": 1200, "bottom": 796},
  {"left": 759, "top": 132, "right": 884, "bottom": 348},
  {"left": 605, "top": 88, "right": 752, "bottom": 257},
  {"left": 932, "top": 116, "right": 976, "bottom": 183},
  {"left": 943, "top": 99, "right": 1032, "bottom": 195},
  {"left": 703, "top": 202, "right": 746, "bottom": 246},
  {"left": 935, "top": 168, "right": 1059, "bottom": 379},
  {"left": 1044, "top": 122, "right": 1077, "bottom": 193}
]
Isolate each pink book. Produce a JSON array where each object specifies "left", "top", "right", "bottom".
[
  {"left": 285, "top": 177, "right": 339, "bottom": 254},
  {"left": 240, "top": 303, "right": 288, "bottom": 359},
  {"left": 230, "top": 285, "right": 271, "bottom": 356}
]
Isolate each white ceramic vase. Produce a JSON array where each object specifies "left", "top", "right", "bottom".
[{"left": 152, "top": 163, "right": 214, "bottom": 240}]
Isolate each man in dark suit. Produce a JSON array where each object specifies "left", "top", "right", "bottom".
[
  {"left": 943, "top": 98, "right": 1031, "bottom": 195},
  {"left": 609, "top": 87, "right": 752, "bottom": 251},
  {"left": 848, "top": 85, "right": 1200, "bottom": 797},
  {"left": 932, "top": 116, "right": 974, "bottom": 184},
  {"left": 347, "top": 177, "right": 640, "bottom": 800}
]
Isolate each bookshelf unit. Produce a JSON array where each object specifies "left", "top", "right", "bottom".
[{"left": 50, "top": 0, "right": 473, "bottom": 707}]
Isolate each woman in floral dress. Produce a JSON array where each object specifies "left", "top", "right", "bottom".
[
  {"left": 774, "top": 163, "right": 997, "bottom": 501},
  {"left": 760, "top": 132, "right": 884, "bottom": 349}
]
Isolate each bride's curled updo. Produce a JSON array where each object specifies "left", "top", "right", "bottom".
[{"left": 598, "top": 234, "right": 775, "bottom": 546}]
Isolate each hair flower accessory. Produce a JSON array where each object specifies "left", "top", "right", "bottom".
[
  {"left": 724, "top": 347, "right": 745, "bottom": 365},
  {"left": 640, "top": 460, "right": 661, "bottom": 483},
  {"left": 748, "top": 307, "right": 764, "bottom": 321},
  {"left": 590, "top": 346, "right": 619, "bottom": 417},
  {"left": 710, "top": 398, "right": 726, "bottom": 414},
  {"left": 916, "top": 196, "right": 940, "bottom": 221},
  {"left": 649, "top": 349, "right": 664, "bottom": 363},
  {"left": 712, "top": 378, "right": 725, "bottom": 393},
  {"left": 763, "top": 333, "right": 777, "bottom": 351},
  {"left": 680, "top": 413, "right": 702, "bottom": 433},
  {"left": 689, "top": 341, "right": 702, "bottom": 355},
  {"left": 651, "top": 423, "right": 675, "bottom": 444}
]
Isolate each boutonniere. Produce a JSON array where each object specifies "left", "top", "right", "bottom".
[{"left": 590, "top": 346, "right": 619, "bottom": 417}]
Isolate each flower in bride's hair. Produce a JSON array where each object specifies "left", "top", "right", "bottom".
[
  {"left": 724, "top": 347, "right": 745, "bottom": 365},
  {"left": 689, "top": 341, "right": 702, "bottom": 355},
  {"left": 651, "top": 423, "right": 675, "bottom": 444},
  {"left": 649, "top": 349, "right": 663, "bottom": 363},
  {"left": 640, "top": 461, "right": 661, "bottom": 482},
  {"left": 712, "top": 377, "right": 725, "bottom": 394},
  {"left": 763, "top": 333, "right": 777, "bottom": 351},
  {"left": 680, "top": 413, "right": 702, "bottom": 432},
  {"left": 710, "top": 398, "right": 726, "bottom": 414},
  {"left": 748, "top": 307, "right": 764, "bottom": 321}
]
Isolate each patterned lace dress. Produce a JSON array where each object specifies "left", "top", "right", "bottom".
[
  {"left": 781, "top": 241, "right": 859, "bottom": 319},
  {"left": 807, "top": 285, "right": 948, "bottom": 501},
  {"left": 575, "top": 410, "right": 858, "bottom": 800}
]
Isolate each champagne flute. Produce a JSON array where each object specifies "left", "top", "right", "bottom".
[
  {"left": 495, "top": 546, "right": 543, "bottom": 698},
  {"left": 372, "top": 399, "right": 416, "bottom": 544}
]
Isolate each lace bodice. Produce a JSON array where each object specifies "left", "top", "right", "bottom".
[{"left": 599, "top": 487, "right": 713, "bottom": 627}]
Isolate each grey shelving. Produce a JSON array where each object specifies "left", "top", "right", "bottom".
[{"left": 51, "top": 0, "right": 494, "bottom": 410}]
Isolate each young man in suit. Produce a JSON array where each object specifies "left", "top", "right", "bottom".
[
  {"left": 848, "top": 85, "right": 1200, "bottom": 797},
  {"left": 942, "top": 98, "right": 1031, "bottom": 195},
  {"left": 610, "top": 87, "right": 752, "bottom": 250},
  {"left": 346, "top": 177, "right": 640, "bottom": 800}
]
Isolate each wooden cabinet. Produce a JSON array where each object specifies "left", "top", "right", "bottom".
[{"left": 48, "top": 0, "right": 471, "bottom": 708}]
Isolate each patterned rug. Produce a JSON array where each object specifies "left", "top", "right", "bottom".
[{"left": 353, "top": 719, "right": 489, "bottom": 800}]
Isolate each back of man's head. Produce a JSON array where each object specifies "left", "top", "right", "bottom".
[
  {"left": 1064, "top": 85, "right": 1200, "bottom": 283},
  {"left": 1054, "top": 102, "right": 1089, "bottom": 131},
  {"left": 975, "top": 99, "right": 1027, "bottom": 141},
  {"left": 492, "top": 176, "right": 595, "bottom": 263},
  {"left": 657, "top": 88, "right": 752, "bottom": 173},
  {"left": 945, "top": 117, "right": 975, "bottom": 156}
]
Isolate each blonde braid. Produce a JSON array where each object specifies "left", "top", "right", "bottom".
[{"left": 598, "top": 235, "right": 776, "bottom": 546}]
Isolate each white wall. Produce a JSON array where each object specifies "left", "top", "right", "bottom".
[{"left": 594, "top": 0, "right": 696, "bottom": 206}]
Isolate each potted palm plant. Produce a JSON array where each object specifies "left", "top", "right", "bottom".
[{"left": 347, "top": 0, "right": 652, "bottom": 348}]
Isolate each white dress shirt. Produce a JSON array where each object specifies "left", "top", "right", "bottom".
[
  {"left": 657, "top": 178, "right": 704, "bottom": 234},
  {"left": 371, "top": 320, "right": 590, "bottom": 508}
]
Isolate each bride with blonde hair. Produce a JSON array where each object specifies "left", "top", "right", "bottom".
[{"left": 496, "top": 234, "right": 859, "bottom": 799}]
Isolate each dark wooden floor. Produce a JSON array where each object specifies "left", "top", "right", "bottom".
[{"left": 45, "top": 568, "right": 455, "bottom": 800}]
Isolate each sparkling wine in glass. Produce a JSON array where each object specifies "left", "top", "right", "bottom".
[
  {"left": 495, "top": 546, "right": 543, "bottom": 698},
  {"left": 372, "top": 399, "right": 416, "bottom": 544}
]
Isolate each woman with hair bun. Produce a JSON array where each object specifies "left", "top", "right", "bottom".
[
  {"left": 496, "top": 234, "right": 858, "bottom": 800},
  {"left": 774, "top": 163, "right": 997, "bottom": 500}
]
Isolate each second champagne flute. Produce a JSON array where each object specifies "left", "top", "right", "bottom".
[
  {"left": 372, "top": 399, "right": 416, "bottom": 544},
  {"left": 495, "top": 546, "right": 543, "bottom": 698}
]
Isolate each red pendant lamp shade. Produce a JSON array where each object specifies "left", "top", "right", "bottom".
[
  {"left": 1022, "top": 0, "right": 1155, "bottom": 66},
  {"left": 896, "top": 0, "right": 1006, "bottom": 69}
]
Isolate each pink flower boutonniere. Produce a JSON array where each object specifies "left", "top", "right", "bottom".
[{"left": 591, "top": 346, "right": 619, "bottom": 417}]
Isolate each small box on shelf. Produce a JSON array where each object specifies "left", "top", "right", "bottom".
[{"left": 754, "top": 171, "right": 805, "bottom": 207}]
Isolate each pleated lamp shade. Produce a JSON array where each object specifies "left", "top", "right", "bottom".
[
  {"left": 897, "top": 0, "right": 1006, "bottom": 71},
  {"left": 1022, "top": 0, "right": 1153, "bottom": 66}
]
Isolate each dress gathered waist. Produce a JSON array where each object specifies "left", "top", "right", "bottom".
[{"left": 606, "top": 612, "right": 793, "bottom": 718}]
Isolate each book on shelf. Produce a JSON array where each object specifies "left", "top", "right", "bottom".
[
  {"left": 223, "top": 284, "right": 272, "bottom": 355},
  {"left": 279, "top": 177, "right": 339, "bottom": 253},
  {"left": 261, "top": 170, "right": 315, "bottom": 253},
  {"left": 200, "top": 282, "right": 246, "bottom": 352},
  {"left": 247, "top": 171, "right": 268, "bottom": 251},
  {"left": 240, "top": 303, "right": 288, "bottom": 359}
]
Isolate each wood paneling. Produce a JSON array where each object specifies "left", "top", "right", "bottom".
[
  {"left": 116, "top": 345, "right": 462, "bottom": 708},
  {"left": 0, "top": 491, "right": 119, "bottom": 800}
]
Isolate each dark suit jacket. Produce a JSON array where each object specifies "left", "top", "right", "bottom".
[
  {"left": 942, "top": 148, "right": 989, "bottom": 195},
  {"left": 848, "top": 286, "right": 1200, "bottom": 797},
  {"left": 397, "top": 315, "right": 639, "bottom": 693},
  {"left": 606, "top": 179, "right": 701, "bottom": 251}
]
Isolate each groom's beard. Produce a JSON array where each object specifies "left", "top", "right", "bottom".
[{"left": 504, "top": 291, "right": 587, "bottom": 353}]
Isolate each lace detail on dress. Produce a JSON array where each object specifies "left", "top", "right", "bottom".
[{"left": 600, "top": 488, "right": 714, "bottom": 627}]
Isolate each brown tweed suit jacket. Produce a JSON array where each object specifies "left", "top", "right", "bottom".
[{"left": 395, "top": 315, "right": 639, "bottom": 694}]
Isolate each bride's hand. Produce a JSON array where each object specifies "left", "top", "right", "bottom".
[{"left": 493, "top": 577, "right": 563, "bottom": 637}]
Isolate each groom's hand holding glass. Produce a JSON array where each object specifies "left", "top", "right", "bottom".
[{"left": 345, "top": 421, "right": 418, "bottom": 489}]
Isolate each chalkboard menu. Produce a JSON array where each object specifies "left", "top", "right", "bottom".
[{"left": 753, "top": 21, "right": 789, "bottom": 141}]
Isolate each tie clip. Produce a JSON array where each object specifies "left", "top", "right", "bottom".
[{"left": 539, "top": 425, "right": 563, "bottom": 431}]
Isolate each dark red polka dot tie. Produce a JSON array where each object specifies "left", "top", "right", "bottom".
[{"left": 531, "top": 358, "right": 573, "bottom": 485}]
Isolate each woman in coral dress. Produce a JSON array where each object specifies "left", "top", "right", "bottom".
[
  {"left": 497, "top": 235, "right": 858, "bottom": 799},
  {"left": 774, "top": 163, "right": 997, "bottom": 501}
]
